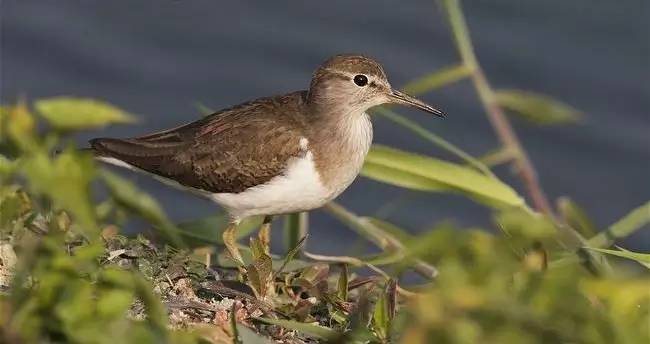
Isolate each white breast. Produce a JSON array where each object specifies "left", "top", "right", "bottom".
[{"left": 322, "top": 112, "right": 373, "bottom": 197}]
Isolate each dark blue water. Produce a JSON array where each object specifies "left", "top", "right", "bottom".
[{"left": 2, "top": 1, "right": 648, "bottom": 252}]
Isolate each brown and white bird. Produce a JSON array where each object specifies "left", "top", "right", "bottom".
[{"left": 89, "top": 54, "right": 444, "bottom": 264}]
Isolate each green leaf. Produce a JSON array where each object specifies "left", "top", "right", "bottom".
[
  {"left": 96, "top": 289, "right": 135, "bottom": 319},
  {"left": 584, "top": 247, "right": 650, "bottom": 269},
  {"left": 0, "top": 188, "right": 30, "bottom": 227},
  {"left": 252, "top": 317, "right": 339, "bottom": 341},
  {"left": 495, "top": 208, "right": 557, "bottom": 240},
  {"left": 22, "top": 149, "right": 98, "bottom": 237},
  {"left": 100, "top": 171, "right": 183, "bottom": 247},
  {"left": 363, "top": 161, "right": 448, "bottom": 192},
  {"left": 477, "top": 147, "right": 516, "bottom": 168},
  {"left": 274, "top": 234, "right": 308, "bottom": 278},
  {"left": 6, "top": 101, "right": 38, "bottom": 152},
  {"left": 373, "top": 108, "right": 494, "bottom": 177},
  {"left": 34, "top": 97, "right": 136, "bottom": 130},
  {"left": 337, "top": 263, "right": 349, "bottom": 302},
  {"left": 0, "top": 155, "right": 17, "bottom": 181},
  {"left": 401, "top": 64, "right": 472, "bottom": 96},
  {"left": 362, "top": 145, "right": 525, "bottom": 209},
  {"left": 495, "top": 89, "right": 582, "bottom": 126},
  {"left": 372, "top": 284, "right": 390, "bottom": 340},
  {"left": 557, "top": 197, "right": 598, "bottom": 238},
  {"left": 588, "top": 201, "right": 650, "bottom": 248}
]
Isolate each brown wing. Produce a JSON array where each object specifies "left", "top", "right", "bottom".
[{"left": 90, "top": 91, "right": 310, "bottom": 193}]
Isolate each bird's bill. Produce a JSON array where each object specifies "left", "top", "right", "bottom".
[{"left": 389, "top": 89, "right": 445, "bottom": 117}]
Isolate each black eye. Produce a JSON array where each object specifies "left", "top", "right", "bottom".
[{"left": 353, "top": 74, "right": 368, "bottom": 87}]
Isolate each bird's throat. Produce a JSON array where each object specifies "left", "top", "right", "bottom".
[{"left": 309, "top": 110, "right": 373, "bottom": 195}]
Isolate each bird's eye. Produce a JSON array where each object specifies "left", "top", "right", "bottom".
[{"left": 353, "top": 74, "right": 368, "bottom": 87}]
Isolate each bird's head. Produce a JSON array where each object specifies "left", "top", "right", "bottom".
[{"left": 308, "top": 54, "right": 444, "bottom": 117}]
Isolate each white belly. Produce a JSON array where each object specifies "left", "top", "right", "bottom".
[
  {"left": 211, "top": 113, "right": 373, "bottom": 221},
  {"left": 210, "top": 150, "right": 332, "bottom": 220}
]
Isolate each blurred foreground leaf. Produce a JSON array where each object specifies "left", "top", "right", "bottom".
[
  {"left": 557, "top": 197, "right": 598, "bottom": 238},
  {"left": 585, "top": 247, "right": 650, "bottom": 269},
  {"left": 5, "top": 101, "right": 38, "bottom": 152},
  {"left": 495, "top": 89, "right": 582, "bottom": 125},
  {"left": 362, "top": 145, "right": 524, "bottom": 208},
  {"left": 495, "top": 208, "right": 557, "bottom": 240},
  {"left": 22, "top": 149, "right": 98, "bottom": 237},
  {"left": 0, "top": 155, "right": 18, "bottom": 181},
  {"left": 35, "top": 97, "right": 136, "bottom": 131},
  {"left": 100, "top": 171, "right": 183, "bottom": 247}
]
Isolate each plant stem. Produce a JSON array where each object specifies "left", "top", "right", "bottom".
[
  {"left": 302, "top": 251, "right": 417, "bottom": 298},
  {"left": 324, "top": 202, "right": 438, "bottom": 279},
  {"left": 440, "top": 0, "right": 554, "bottom": 217},
  {"left": 284, "top": 212, "right": 308, "bottom": 256}
]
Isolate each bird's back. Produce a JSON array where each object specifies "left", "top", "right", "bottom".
[{"left": 90, "top": 91, "right": 311, "bottom": 194}]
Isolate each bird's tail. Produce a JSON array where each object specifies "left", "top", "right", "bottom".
[{"left": 87, "top": 137, "right": 187, "bottom": 173}]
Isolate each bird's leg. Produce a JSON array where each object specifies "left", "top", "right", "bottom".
[
  {"left": 258, "top": 215, "right": 274, "bottom": 255},
  {"left": 222, "top": 220, "right": 245, "bottom": 266}
]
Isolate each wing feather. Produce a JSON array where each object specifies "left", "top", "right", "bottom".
[{"left": 90, "top": 91, "right": 309, "bottom": 193}]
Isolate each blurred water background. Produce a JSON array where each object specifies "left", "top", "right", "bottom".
[{"left": 2, "top": 1, "right": 648, "bottom": 252}]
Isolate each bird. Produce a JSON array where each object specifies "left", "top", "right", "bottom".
[{"left": 88, "top": 54, "right": 444, "bottom": 265}]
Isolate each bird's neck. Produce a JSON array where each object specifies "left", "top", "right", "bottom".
[{"left": 307, "top": 105, "right": 373, "bottom": 191}]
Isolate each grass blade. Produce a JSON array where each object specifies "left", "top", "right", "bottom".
[
  {"left": 373, "top": 107, "right": 495, "bottom": 178},
  {"left": 362, "top": 145, "right": 524, "bottom": 209},
  {"left": 584, "top": 247, "right": 650, "bottom": 270},
  {"left": 587, "top": 201, "right": 650, "bottom": 248},
  {"left": 274, "top": 234, "right": 308, "bottom": 278},
  {"left": 401, "top": 63, "right": 472, "bottom": 95},
  {"left": 495, "top": 89, "right": 582, "bottom": 126},
  {"left": 337, "top": 263, "right": 349, "bottom": 302}
]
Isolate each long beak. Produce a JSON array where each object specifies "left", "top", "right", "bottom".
[{"left": 389, "top": 89, "right": 445, "bottom": 117}]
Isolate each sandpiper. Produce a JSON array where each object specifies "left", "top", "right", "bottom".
[{"left": 89, "top": 54, "right": 444, "bottom": 264}]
